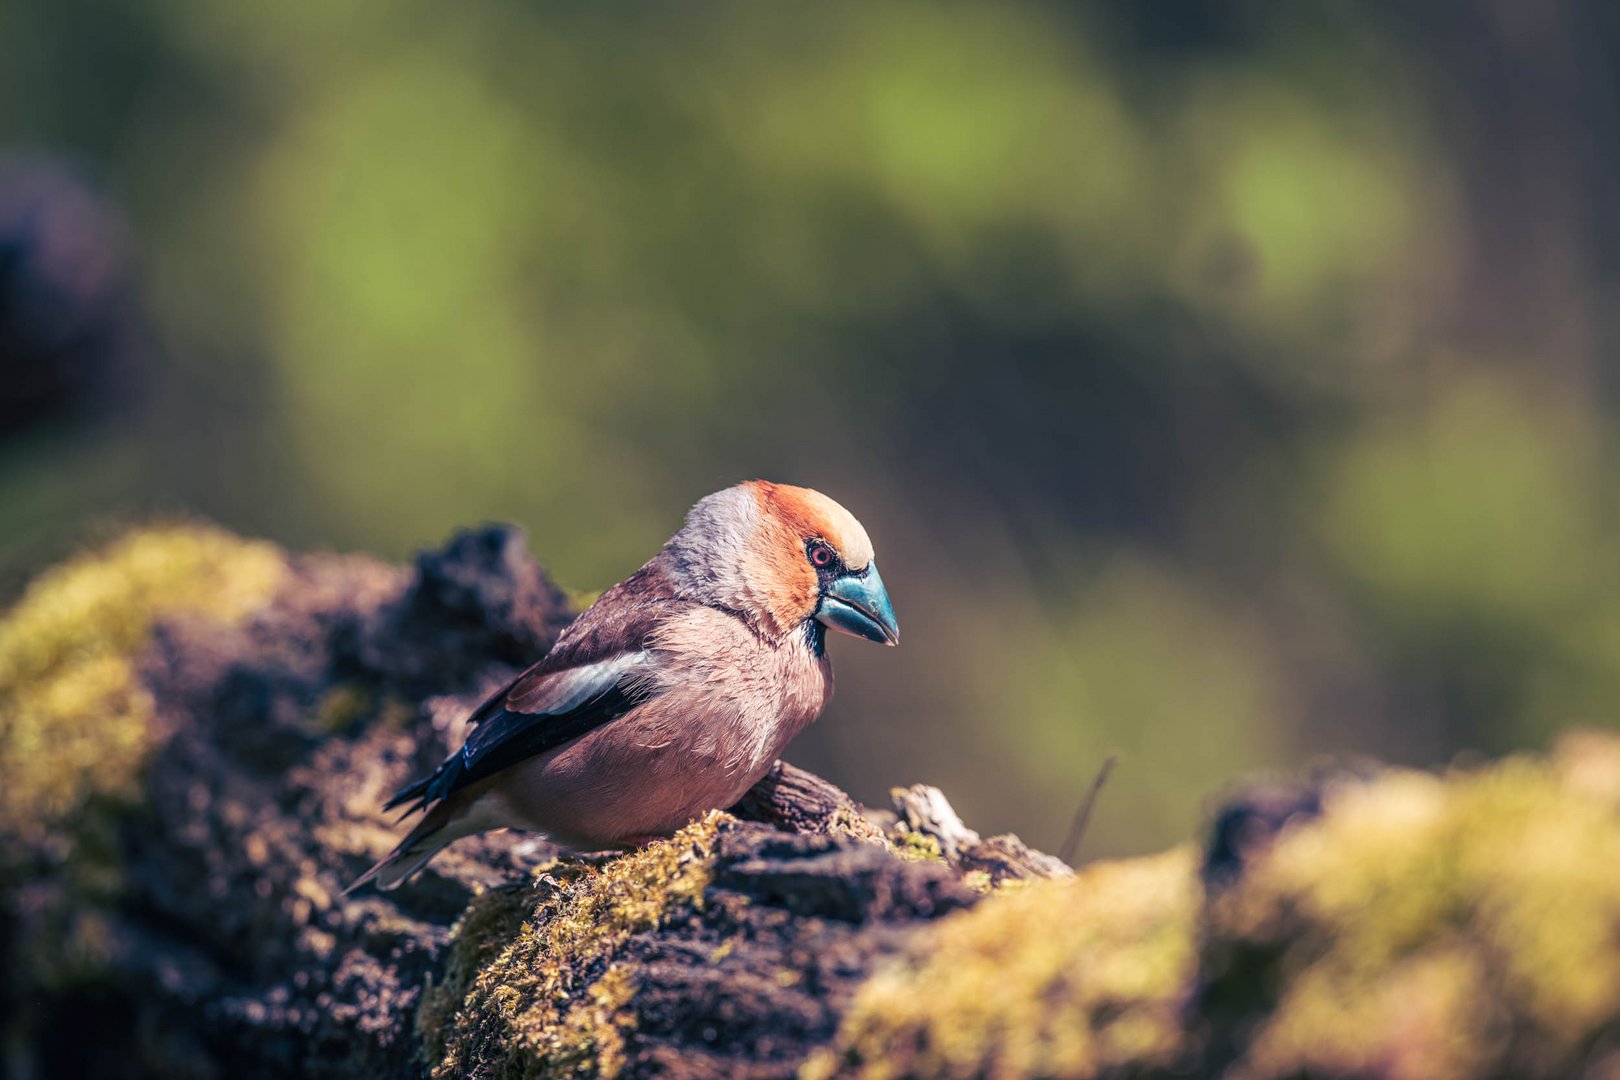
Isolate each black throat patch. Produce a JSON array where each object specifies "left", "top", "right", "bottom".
[{"left": 803, "top": 617, "right": 827, "bottom": 659}]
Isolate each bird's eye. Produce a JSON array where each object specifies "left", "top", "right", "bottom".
[{"left": 808, "top": 541, "right": 836, "bottom": 569}]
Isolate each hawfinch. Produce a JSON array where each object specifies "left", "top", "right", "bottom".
[{"left": 350, "top": 480, "right": 899, "bottom": 891}]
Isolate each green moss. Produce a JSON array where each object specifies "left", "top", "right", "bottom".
[
  {"left": 806, "top": 847, "right": 1199, "bottom": 1080},
  {"left": 890, "top": 829, "right": 943, "bottom": 863},
  {"left": 1207, "top": 734, "right": 1620, "bottom": 1080},
  {"left": 0, "top": 525, "right": 285, "bottom": 988},
  {"left": 0, "top": 525, "right": 286, "bottom": 855},
  {"left": 810, "top": 735, "right": 1620, "bottom": 1080},
  {"left": 420, "top": 813, "right": 726, "bottom": 1079},
  {"left": 959, "top": 869, "right": 994, "bottom": 894}
]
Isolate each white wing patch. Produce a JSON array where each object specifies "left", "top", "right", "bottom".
[{"left": 525, "top": 652, "right": 652, "bottom": 715}]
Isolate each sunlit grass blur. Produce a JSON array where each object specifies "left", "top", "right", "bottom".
[{"left": 2, "top": 0, "right": 1614, "bottom": 856}]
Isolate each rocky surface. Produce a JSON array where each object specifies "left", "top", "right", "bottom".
[{"left": 7, "top": 523, "right": 1620, "bottom": 1079}]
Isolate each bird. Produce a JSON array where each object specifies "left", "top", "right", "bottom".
[{"left": 348, "top": 480, "right": 899, "bottom": 891}]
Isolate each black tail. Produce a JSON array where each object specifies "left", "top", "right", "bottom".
[
  {"left": 383, "top": 756, "right": 462, "bottom": 817},
  {"left": 345, "top": 801, "right": 459, "bottom": 894}
]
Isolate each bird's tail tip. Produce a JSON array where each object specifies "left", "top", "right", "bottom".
[
  {"left": 344, "top": 801, "right": 467, "bottom": 895},
  {"left": 344, "top": 843, "right": 440, "bottom": 895},
  {"left": 342, "top": 861, "right": 383, "bottom": 896}
]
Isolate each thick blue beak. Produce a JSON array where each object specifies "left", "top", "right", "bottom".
[{"left": 816, "top": 562, "right": 900, "bottom": 646}]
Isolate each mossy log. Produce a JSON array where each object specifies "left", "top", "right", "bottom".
[{"left": 6, "top": 524, "right": 1620, "bottom": 1079}]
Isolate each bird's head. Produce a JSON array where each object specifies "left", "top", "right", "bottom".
[{"left": 667, "top": 480, "right": 900, "bottom": 648}]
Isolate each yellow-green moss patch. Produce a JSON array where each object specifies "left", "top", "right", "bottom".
[
  {"left": 890, "top": 828, "right": 944, "bottom": 863},
  {"left": 1210, "top": 736, "right": 1620, "bottom": 1080},
  {"left": 806, "top": 846, "right": 1199, "bottom": 1080},
  {"left": 0, "top": 525, "right": 286, "bottom": 853},
  {"left": 419, "top": 813, "right": 726, "bottom": 1079}
]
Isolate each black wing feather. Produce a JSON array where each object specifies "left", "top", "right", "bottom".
[
  {"left": 384, "top": 674, "right": 654, "bottom": 816},
  {"left": 383, "top": 561, "right": 685, "bottom": 817}
]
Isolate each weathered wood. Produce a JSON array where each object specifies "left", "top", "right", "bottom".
[
  {"left": 891, "top": 782, "right": 1073, "bottom": 883},
  {"left": 728, "top": 760, "right": 889, "bottom": 844}
]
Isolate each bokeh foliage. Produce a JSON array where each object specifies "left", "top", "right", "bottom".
[{"left": 2, "top": 0, "right": 1616, "bottom": 855}]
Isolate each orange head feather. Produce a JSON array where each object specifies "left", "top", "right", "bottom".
[
  {"left": 737, "top": 481, "right": 876, "bottom": 638},
  {"left": 665, "top": 480, "right": 879, "bottom": 641}
]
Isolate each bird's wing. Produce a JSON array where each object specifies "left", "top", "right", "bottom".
[{"left": 385, "top": 561, "right": 682, "bottom": 815}]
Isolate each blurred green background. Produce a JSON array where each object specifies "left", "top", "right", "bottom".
[{"left": 3, "top": 0, "right": 1618, "bottom": 858}]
